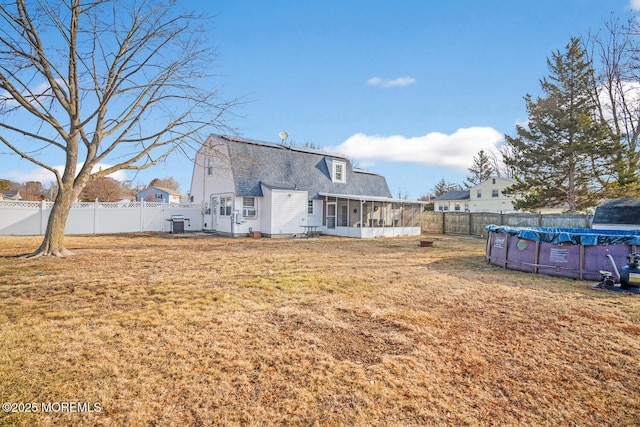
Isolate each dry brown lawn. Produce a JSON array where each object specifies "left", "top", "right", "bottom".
[{"left": 0, "top": 232, "right": 639, "bottom": 426}]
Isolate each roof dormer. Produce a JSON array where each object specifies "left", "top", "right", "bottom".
[{"left": 326, "top": 158, "right": 347, "bottom": 184}]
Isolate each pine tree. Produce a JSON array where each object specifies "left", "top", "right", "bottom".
[
  {"left": 503, "top": 38, "right": 608, "bottom": 212},
  {"left": 465, "top": 149, "right": 495, "bottom": 188},
  {"left": 432, "top": 179, "right": 462, "bottom": 197}
]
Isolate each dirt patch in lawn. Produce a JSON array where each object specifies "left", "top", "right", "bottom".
[{"left": 0, "top": 233, "right": 639, "bottom": 426}]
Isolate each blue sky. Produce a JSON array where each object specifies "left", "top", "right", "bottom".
[{"left": 2, "top": 0, "right": 638, "bottom": 199}]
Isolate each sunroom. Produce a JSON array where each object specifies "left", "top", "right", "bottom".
[{"left": 319, "top": 193, "right": 425, "bottom": 238}]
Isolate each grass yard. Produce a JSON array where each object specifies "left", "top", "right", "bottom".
[{"left": 0, "top": 232, "right": 639, "bottom": 426}]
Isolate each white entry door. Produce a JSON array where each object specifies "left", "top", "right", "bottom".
[
  {"left": 326, "top": 202, "right": 336, "bottom": 229},
  {"left": 210, "top": 196, "right": 218, "bottom": 231}
]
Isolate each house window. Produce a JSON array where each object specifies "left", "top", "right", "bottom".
[
  {"left": 492, "top": 178, "right": 496, "bottom": 184},
  {"left": 219, "top": 197, "right": 232, "bottom": 216},
  {"left": 332, "top": 161, "right": 346, "bottom": 183},
  {"left": 207, "top": 158, "right": 213, "bottom": 176},
  {"left": 308, "top": 200, "right": 314, "bottom": 214},
  {"left": 443, "top": 205, "right": 449, "bottom": 211},
  {"left": 242, "top": 197, "right": 256, "bottom": 217},
  {"left": 492, "top": 189, "right": 499, "bottom": 197},
  {"left": 454, "top": 203, "right": 460, "bottom": 211},
  {"left": 477, "top": 190, "right": 482, "bottom": 198}
]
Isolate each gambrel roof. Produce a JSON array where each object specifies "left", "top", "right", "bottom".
[{"left": 213, "top": 135, "right": 392, "bottom": 199}]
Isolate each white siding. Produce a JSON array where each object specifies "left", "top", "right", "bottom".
[
  {"left": 230, "top": 195, "right": 262, "bottom": 235},
  {"left": 261, "top": 185, "right": 307, "bottom": 236},
  {"left": 469, "top": 177, "right": 516, "bottom": 213},
  {"left": 434, "top": 200, "right": 468, "bottom": 212},
  {"left": 307, "top": 199, "right": 323, "bottom": 227},
  {"left": 189, "top": 139, "right": 235, "bottom": 205},
  {"left": 190, "top": 138, "right": 237, "bottom": 233},
  {"left": 260, "top": 186, "right": 273, "bottom": 235}
]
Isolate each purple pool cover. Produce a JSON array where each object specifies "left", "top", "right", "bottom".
[{"left": 485, "top": 225, "right": 640, "bottom": 281}]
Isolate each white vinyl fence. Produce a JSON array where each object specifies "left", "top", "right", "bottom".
[{"left": 0, "top": 200, "right": 203, "bottom": 236}]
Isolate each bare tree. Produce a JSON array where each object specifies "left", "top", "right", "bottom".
[
  {"left": 586, "top": 16, "right": 640, "bottom": 197},
  {"left": 0, "top": 0, "right": 234, "bottom": 256},
  {"left": 81, "top": 177, "right": 122, "bottom": 202},
  {"left": 19, "top": 181, "right": 46, "bottom": 201},
  {"left": 149, "top": 177, "right": 180, "bottom": 192}
]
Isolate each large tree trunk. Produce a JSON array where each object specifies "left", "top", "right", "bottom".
[{"left": 28, "top": 188, "right": 78, "bottom": 257}]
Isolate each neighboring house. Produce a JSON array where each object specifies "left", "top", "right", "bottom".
[
  {"left": 433, "top": 190, "right": 470, "bottom": 212},
  {"left": 468, "top": 177, "right": 517, "bottom": 213},
  {"left": 189, "top": 134, "right": 425, "bottom": 238},
  {"left": 136, "top": 186, "right": 186, "bottom": 204},
  {"left": 0, "top": 190, "right": 22, "bottom": 201},
  {"left": 433, "top": 178, "right": 517, "bottom": 213},
  {"left": 592, "top": 199, "right": 640, "bottom": 230}
]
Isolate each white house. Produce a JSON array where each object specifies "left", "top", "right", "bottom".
[
  {"left": 189, "top": 134, "right": 426, "bottom": 238},
  {"left": 469, "top": 177, "right": 517, "bottom": 213},
  {"left": 136, "top": 186, "right": 186, "bottom": 204},
  {"left": 432, "top": 177, "right": 517, "bottom": 214}
]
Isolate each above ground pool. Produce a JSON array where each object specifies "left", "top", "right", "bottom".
[{"left": 485, "top": 225, "right": 640, "bottom": 281}]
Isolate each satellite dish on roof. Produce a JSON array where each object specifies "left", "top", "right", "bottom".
[{"left": 278, "top": 131, "right": 288, "bottom": 145}]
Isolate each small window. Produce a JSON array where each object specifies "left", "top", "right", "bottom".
[
  {"left": 443, "top": 205, "right": 449, "bottom": 211},
  {"left": 332, "top": 161, "right": 346, "bottom": 183},
  {"left": 492, "top": 178, "right": 496, "bottom": 184},
  {"left": 243, "top": 197, "right": 256, "bottom": 217},
  {"left": 477, "top": 190, "right": 482, "bottom": 198},
  {"left": 308, "top": 200, "right": 314, "bottom": 214},
  {"left": 219, "top": 197, "right": 232, "bottom": 216},
  {"left": 207, "top": 158, "right": 213, "bottom": 176},
  {"left": 492, "top": 189, "right": 499, "bottom": 197},
  {"left": 454, "top": 203, "right": 460, "bottom": 211}
]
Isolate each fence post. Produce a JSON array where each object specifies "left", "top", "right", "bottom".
[
  {"left": 442, "top": 212, "right": 446, "bottom": 234},
  {"left": 140, "top": 200, "right": 145, "bottom": 232},
  {"left": 40, "top": 200, "right": 46, "bottom": 235},
  {"left": 468, "top": 212, "right": 473, "bottom": 235},
  {"left": 94, "top": 198, "right": 99, "bottom": 234}
]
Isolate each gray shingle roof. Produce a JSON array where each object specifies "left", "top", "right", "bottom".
[
  {"left": 433, "top": 190, "right": 470, "bottom": 201},
  {"left": 217, "top": 135, "right": 392, "bottom": 199}
]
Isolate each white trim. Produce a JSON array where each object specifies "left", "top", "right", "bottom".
[{"left": 318, "top": 192, "right": 428, "bottom": 204}]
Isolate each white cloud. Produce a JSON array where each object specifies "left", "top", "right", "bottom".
[
  {"left": 631, "top": 0, "right": 640, "bottom": 10},
  {"left": 367, "top": 76, "right": 416, "bottom": 88},
  {"left": 330, "top": 127, "right": 504, "bottom": 170},
  {"left": 7, "top": 163, "right": 127, "bottom": 184},
  {"left": 598, "top": 80, "right": 640, "bottom": 123}
]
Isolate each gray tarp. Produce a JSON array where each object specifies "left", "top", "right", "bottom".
[{"left": 486, "top": 225, "right": 640, "bottom": 246}]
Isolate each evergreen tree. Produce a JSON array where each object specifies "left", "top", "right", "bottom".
[
  {"left": 432, "top": 179, "right": 462, "bottom": 197},
  {"left": 465, "top": 149, "right": 495, "bottom": 188},
  {"left": 503, "top": 38, "right": 608, "bottom": 212}
]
